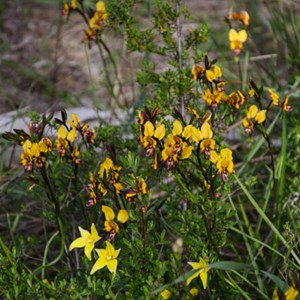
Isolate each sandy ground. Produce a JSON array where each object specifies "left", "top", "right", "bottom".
[{"left": 0, "top": 1, "right": 299, "bottom": 115}]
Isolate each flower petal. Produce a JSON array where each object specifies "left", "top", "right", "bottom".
[
  {"left": 102, "top": 205, "right": 115, "bottom": 221},
  {"left": 186, "top": 269, "right": 201, "bottom": 286},
  {"left": 90, "top": 223, "right": 100, "bottom": 241},
  {"left": 144, "top": 121, "right": 154, "bottom": 137},
  {"left": 201, "top": 122, "right": 213, "bottom": 139},
  {"left": 84, "top": 243, "right": 94, "bottom": 261},
  {"left": 69, "top": 237, "right": 86, "bottom": 251},
  {"left": 107, "top": 259, "right": 118, "bottom": 273},
  {"left": 200, "top": 269, "right": 209, "bottom": 289},
  {"left": 117, "top": 209, "right": 129, "bottom": 223},
  {"left": 90, "top": 257, "right": 107, "bottom": 275},
  {"left": 78, "top": 226, "right": 90, "bottom": 237}
]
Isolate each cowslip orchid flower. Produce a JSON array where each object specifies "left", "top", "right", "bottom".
[
  {"left": 210, "top": 148, "right": 234, "bottom": 181},
  {"left": 21, "top": 138, "right": 52, "bottom": 171},
  {"left": 90, "top": 241, "right": 120, "bottom": 275},
  {"left": 161, "top": 120, "right": 193, "bottom": 170},
  {"left": 205, "top": 65, "right": 222, "bottom": 83},
  {"left": 102, "top": 205, "right": 129, "bottom": 240},
  {"left": 140, "top": 120, "right": 165, "bottom": 156},
  {"left": 268, "top": 89, "right": 279, "bottom": 106},
  {"left": 242, "top": 105, "right": 267, "bottom": 134},
  {"left": 69, "top": 223, "right": 101, "bottom": 260},
  {"left": 202, "top": 88, "right": 225, "bottom": 108},
  {"left": 229, "top": 29, "right": 247, "bottom": 55},
  {"left": 192, "top": 64, "right": 204, "bottom": 80},
  {"left": 229, "top": 11, "right": 250, "bottom": 26},
  {"left": 186, "top": 257, "right": 210, "bottom": 289},
  {"left": 281, "top": 96, "right": 292, "bottom": 112},
  {"left": 268, "top": 90, "right": 292, "bottom": 111},
  {"left": 98, "top": 157, "right": 123, "bottom": 193}
]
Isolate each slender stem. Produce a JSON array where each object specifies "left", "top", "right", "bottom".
[{"left": 35, "top": 167, "right": 65, "bottom": 276}]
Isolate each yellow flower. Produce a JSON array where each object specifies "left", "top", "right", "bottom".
[
  {"left": 141, "top": 121, "right": 165, "bottom": 156},
  {"left": 255, "top": 110, "right": 267, "bottom": 124},
  {"left": 89, "top": 1, "right": 107, "bottom": 31},
  {"left": 281, "top": 96, "right": 292, "bottom": 112},
  {"left": 21, "top": 139, "right": 50, "bottom": 171},
  {"left": 67, "top": 129, "right": 77, "bottom": 143},
  {"left": 98, "top": 157, "right": 114, "bottom": 179},
  {"left": 160, "top": 289, "right": 171, "bottom": 299},
  {"left": 272, "top": 289, "right": 279, "bottom": 300},
  {"left": 230, "top": 11, "right": 250, "bottom": 26},
  {"left": 192, "top": 64, "right": 204, "bottom": 80},
  {"left": 181, "top": 143, "right": 193, "bottom": 159},
  {"left": 69, "top": 223, "right": 101, "bottom": 260},
  {"left": 62, "top": 2, "right": 69, "bottom": 16},
  {"left": 205, "top": 65, "right": 222, "bottom": 82},
  {"left": 226, "top": 90, "right": 245, "bottom": 109},
  {"left": 96, "top": 1, "right": 106, "bottom": 12},
  {"left": 102, "top": 205, "right": 128, "bottom": 235},
  {"left": 172, "top": 120, "right": 183, "bottom": 136},
  {"left": 229, "top": 29, "right": 247, "bottom": 55},
  {"left": 189, "top": 288, "right": 199, "bottom": 296},
  {"left": 243, "top": 105, "right": 267, "bottom": 133},
  {"left": 71, "top": 0, "right": 77, "bottom": 9},
  {"left": 268, "top": 89, "right": 279, "bottom": 106},
  {"left": 285, "top": 286, "right": 299, "bottom": 300},
  {"left": 186, "top": 258, "right": 210, "bottom": 289},
  {"left": 90, "top": 241, "right": 120, "bottom": 275},
  {"left": 202, "top": 88, "right": 224, "bottom": 107},
  {"left": 68, "top": 113, "right": 80, "bottom": 129},
  {"left": 210, "top": 148, "right": 234, "bottom": 180},
  {"left": 39, "top": 138, "right": 52, "bottom": 153}
]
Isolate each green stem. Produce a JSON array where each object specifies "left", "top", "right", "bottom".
[
  {"left": 174, "top": 173, "right": 220, "bottom": 258},
  {"left": 35, "top": 168, "right": 65, "bottom": 277}
]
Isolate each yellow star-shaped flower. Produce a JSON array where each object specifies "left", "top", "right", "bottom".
[
  {"left": 186, "top": 258, "right": 210, "bottom": 289},
  {"left": 69, "top": 223, "right": 101, "bottom": 260},
  {"left": 90, "top": 241, "right": 120, "bottom": 275}
]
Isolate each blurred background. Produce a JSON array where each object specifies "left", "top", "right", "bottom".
[{"left": 0, "top": 0, "right": 299, "bottom": 115}]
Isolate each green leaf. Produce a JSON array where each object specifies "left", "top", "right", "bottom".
[
  {"left": 209, "top": 261, "right": 250, "bottom": 271},
  {"left": 261, "top": 271, "right": 288, "bottom": 292}
]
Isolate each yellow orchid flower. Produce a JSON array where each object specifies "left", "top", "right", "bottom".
[
  {"left": 186, "top": 257, "right": 210, "bottom": 289},
  {"left": 191, "top": 64, "right": 204, "bottom": 80},
  {"left": 102, "top": 205, "right": 129, "bottom": 236},
  {"left": 268, "top": 89, "right": 279, "bottom": 106},
  {"left": 281, "top": 96, "right": 292, "bottom": 112},
  {"left": 202, "top": 88, "right": 225, "bottom": 107},
  {"left": 230, "top": 11, "right": 250, "bottom": 26},
  {"left": 205, "top": 65, "right": 222, "bottom": 82},
  {"left": 90, "top": 241, "right": 120, "bottom": 275},
  {"left": 210, "top": 148, "right": 234, "bottom": 180},
  {"left": 98, "top": 157, "right": 114, "bottom": 179},
  {"left": 243, "top": 105, "right": 267, "bottom": 134},
  {"left": 229, "top": 29, "right": 247, "bottom": 55},
  {"left": 69, "top": 223, "right": 101, "bottom": 260}
]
